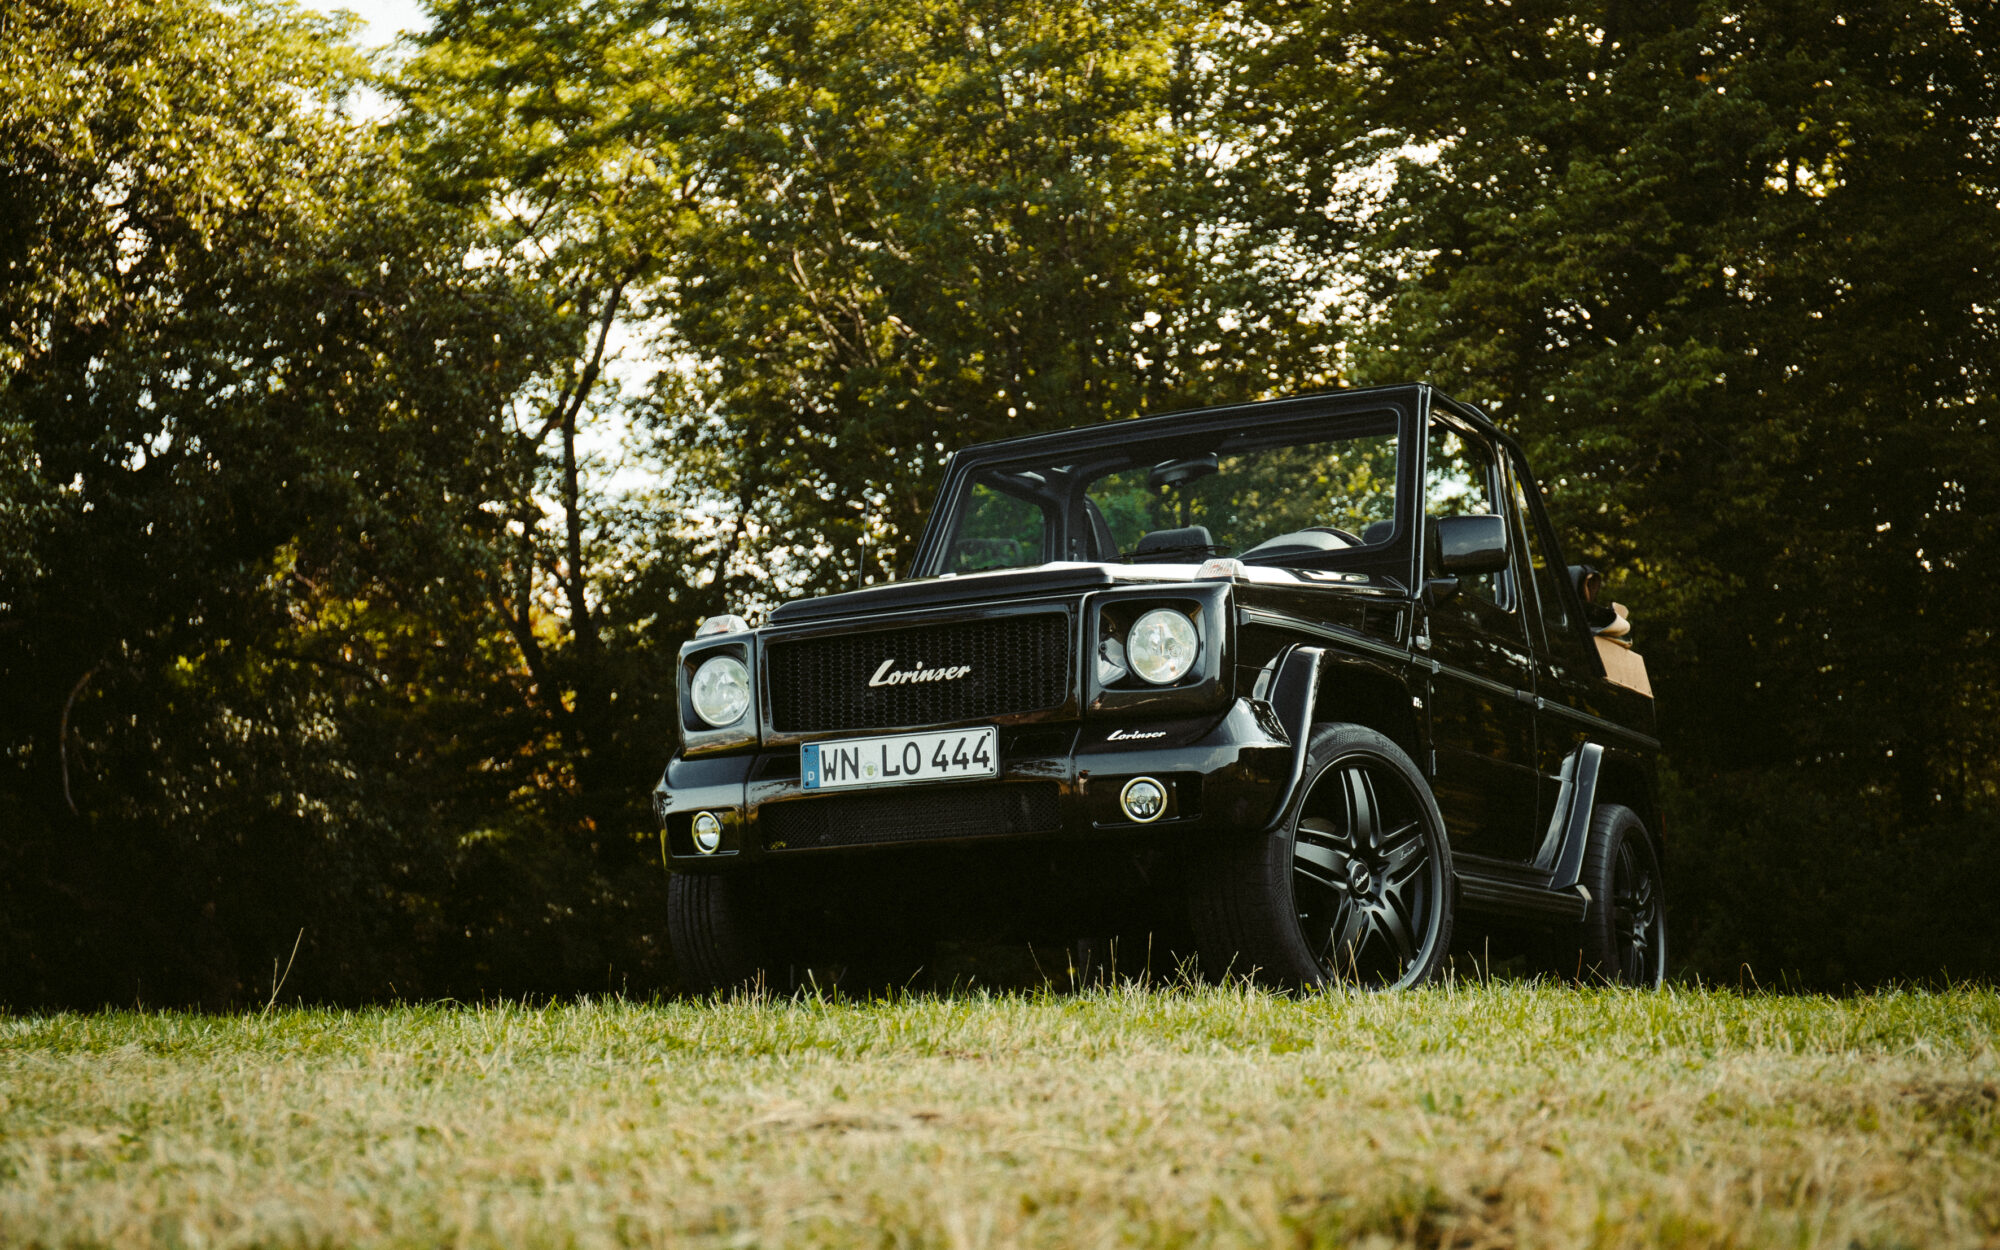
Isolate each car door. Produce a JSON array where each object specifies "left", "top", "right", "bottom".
[
  {"left": 1421, "top": 417, "right": 1542, "bottom": 862},
  {"left": 1502, "top": 449, "right": 1617, "bottom": 862}
]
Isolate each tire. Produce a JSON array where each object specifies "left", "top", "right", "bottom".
[
  {"left": 1189, "top": 722, "right": 1454, "bottom": 990},
  {"left": 667, "top": 871, "right": 767, "bottom": 994},
  {"left": 1563, "top": 804, "right": 1667, "bottom": 987}
]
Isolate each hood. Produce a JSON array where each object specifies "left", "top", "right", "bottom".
[{"left": 762, "top": 561, "right": 1387, "bottom": 626}]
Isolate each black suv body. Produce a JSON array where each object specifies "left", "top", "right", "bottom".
[{"left": 658, "top": 385, "right": 1664, "bottom": 990}]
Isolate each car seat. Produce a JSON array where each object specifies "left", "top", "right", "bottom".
[{"left": 1132, "top": 525, "right": 1218, "bottom": 563}]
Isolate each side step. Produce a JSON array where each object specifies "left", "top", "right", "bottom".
[{"left": 1456, "top": 874, "right": 1592, "bottom": 923}]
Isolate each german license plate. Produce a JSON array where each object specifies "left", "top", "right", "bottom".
[{"left": 802, "top": 727, "right": 998, "bottom": 791}]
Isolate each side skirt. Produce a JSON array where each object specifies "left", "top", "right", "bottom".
[{"left": 1454, "top": 865, "right": 1591, "bottom": 923}]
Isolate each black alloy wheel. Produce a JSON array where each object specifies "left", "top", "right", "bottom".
[
  {"left": 1190, "top": 722, "right": 1454, "bottom": 990},
  {"left": 1609, "top": 834, "right": 1664, "bottom": 983},
  {"left": 1565, "top": 803, "right": 1667, "bottom": 987},
  {"left": 1292, "top": 754, "right": 1445, "bottom": 986}
]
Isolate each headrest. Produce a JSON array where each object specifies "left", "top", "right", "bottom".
[{"left": 1134, "top": 525, "right": 1215, "bottom": 556}]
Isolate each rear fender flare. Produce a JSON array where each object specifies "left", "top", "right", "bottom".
[
  {"left": 1545, "top": 743, "right": 1664, "bottom": 890},
  {"left": 1546, "top": 743, "right": 1604, "bottom": 891}
]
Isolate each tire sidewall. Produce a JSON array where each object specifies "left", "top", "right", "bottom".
[
  {"left": 667, "top": 870, "right": 770, "bottom": 995},
  {"left": 1576, "top": 804, "right": 1666, "bottom": 988}
]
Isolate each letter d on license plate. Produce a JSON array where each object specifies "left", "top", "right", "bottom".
[{"left": 802, "top": 727, "right": 998, "bottom": 791}]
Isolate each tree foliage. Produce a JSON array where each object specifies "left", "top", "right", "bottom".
[
  {"left": 0, "top": 0, "right": 670, "bottom": 1005},
  {"left": 395, "top": 0, "right": 718, "bottom": 851},
  {"left": 623, "top": 0, "right": 1334, "bottom": 600}
]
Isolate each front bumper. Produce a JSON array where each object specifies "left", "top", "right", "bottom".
[{"left": 654, "top": 698, "right": 1294, "bottom": 870}]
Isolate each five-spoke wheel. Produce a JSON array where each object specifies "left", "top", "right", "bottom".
[
  {"left": 1189, "top": 722, "right": 1453, "bottom": 990},
  {"left": 1292, "top": 757, "right": 1444, "bottom": 985}
]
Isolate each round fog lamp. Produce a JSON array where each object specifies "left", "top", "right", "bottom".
[
  {"left": 689, "top": 654, "right": 751, "bottom": 727},
  {"left": 1127, "top": 608, "right": 1199, "bottom": 685},
  {"left": 1120, "top": 777, "right": 1167, "bottom": 823},
  {"left": 691, "top": 811, "right": 724, "bottom": 855}
]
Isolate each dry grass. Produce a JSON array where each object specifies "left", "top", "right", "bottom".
[{"left": 2, "top": 982, "right": 1997, "bottom": 1248}]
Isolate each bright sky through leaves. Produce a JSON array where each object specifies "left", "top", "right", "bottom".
[{"left": 324, "top": 0, "right": 428, "bottom": 45}]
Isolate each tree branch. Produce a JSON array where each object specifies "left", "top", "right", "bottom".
[
  {"left": 532, "top": 270, "right": 635, "bottom": 446},
  {"left": 492, "top": 577, "right": 567, "bottom": 721},
  {"left": 60, "top": 661, "right": 106, "bottom": 817},
  {"left": 556, "top": 273, "right": 634, "bottom": 653}
]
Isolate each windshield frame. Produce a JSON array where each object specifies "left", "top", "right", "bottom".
[{"left": 909, "top": 389, "right": 1427, "bottom": 587}]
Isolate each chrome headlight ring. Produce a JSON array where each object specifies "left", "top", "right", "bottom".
[
  {"left": 1126, "top": 608, "right": 1200, "bottom": 685},
  {"left": 689, "top": 654, "right": 752, "bottom": 727}
]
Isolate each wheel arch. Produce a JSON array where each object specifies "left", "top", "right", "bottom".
[
  {"left": 1591, "top": 748, "right": 1665, "bottom": 865},
  {"left": 1256, "top": 644, "right": 1426, "bottom": 836},
  {"left": 1311, "top": 654, "right": 1424, "bottom": 762}
]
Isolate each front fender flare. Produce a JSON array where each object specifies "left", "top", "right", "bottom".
[{"left": 1259, "top": 644, "right": 1325, "bottom": 833}]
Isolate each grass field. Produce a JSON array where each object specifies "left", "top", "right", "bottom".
[{"left": 2, "top": 982, "right": 1996, "bottom": 1248}]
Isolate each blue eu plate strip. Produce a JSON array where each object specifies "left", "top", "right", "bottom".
[{"left": 802, "top": 742, "right": 821, "bottom": 790}]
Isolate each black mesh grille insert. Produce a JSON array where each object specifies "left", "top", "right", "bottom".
[
  {"left": 762, "top": 782, "right": 1063, "bottom": 851},
  {"left": 766, "top": 613, "right": 1070, "bottom": 733}
]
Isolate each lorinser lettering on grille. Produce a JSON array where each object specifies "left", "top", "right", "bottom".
[{"left": 869, "top": 658, "right": 973, "bottom": 687}]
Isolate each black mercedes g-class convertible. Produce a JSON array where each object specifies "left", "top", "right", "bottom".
[{"left": 656, "top": 384, "right": 1663, "bottom": 991}]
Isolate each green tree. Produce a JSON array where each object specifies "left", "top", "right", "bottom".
[
  {"left": 389, "top": 0, "right": 1335, "bottom": 836},
  {"left": 643, "top": 0, "right": 1330, "bottom": 603},
  {"left": 0, "top": 0, "right": 664, "bottom": 1005},
  {"left": 395, "top": 0, "right": 720, "bottom": 840}
]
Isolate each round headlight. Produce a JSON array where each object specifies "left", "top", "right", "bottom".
[
  {"left": 1127, "top": 609, "right": 1199, "bottom": 685},
  {"left": 689, "top": 655, "right": 751, "bottom": 727}
]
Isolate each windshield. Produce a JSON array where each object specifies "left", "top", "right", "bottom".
[{"left": 931, "top": 414, "right": 1402, "bottom": 575}]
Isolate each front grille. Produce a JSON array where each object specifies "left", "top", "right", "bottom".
[
  {"left": 762, "top": 782, "right": 1062, "bottom": 851},
  {"left": 765, "top": 613, "right": 1070, "bottom": 733}
]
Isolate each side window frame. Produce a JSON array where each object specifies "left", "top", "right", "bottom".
[
  {"left": 1497, "top": 453, "right": 1549, "bottom": 646},
  {"left": 1424, "top": 414, "right": 1520, "bottom": 616},
  {"left": 1505, "top": 447, "right": 1602, "bottom": 673}
]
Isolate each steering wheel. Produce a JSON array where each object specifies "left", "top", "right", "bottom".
[{"left": 1241, "top": 526, "right": 1362, "bottom": 558}]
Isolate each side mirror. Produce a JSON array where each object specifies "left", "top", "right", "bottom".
[{"left": 1434, "top": 514, "right": 1509, "bottom": 576}]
